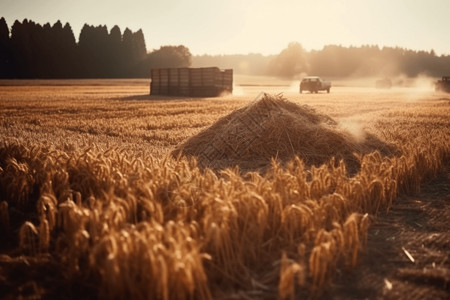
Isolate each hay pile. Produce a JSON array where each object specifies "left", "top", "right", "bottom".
[{"left": 173, "top": 93, "right": 389, "bottom": 173}]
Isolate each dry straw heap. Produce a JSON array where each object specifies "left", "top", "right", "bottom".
[{"left": 173, "top": 93, "right": 393, "bottom": 174}]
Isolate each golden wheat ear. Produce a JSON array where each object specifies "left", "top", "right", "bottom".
[{"left": 19, "top": 221, "right": 39, "bottom": 255}]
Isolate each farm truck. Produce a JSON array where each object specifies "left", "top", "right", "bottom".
[{"left": 300, "top": 76, "right": 331, "bottom": 93}]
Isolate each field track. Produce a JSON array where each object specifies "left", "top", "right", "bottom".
[
  {"left": 0, "top": 78, "right": 449, "bottom": 299},
  {"left": 323, "top": 164, "right": 450, "bottom": 299}
]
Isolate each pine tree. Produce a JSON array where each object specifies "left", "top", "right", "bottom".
[{"left": 0, "top": 17, "right": 11, "bottom": 78}]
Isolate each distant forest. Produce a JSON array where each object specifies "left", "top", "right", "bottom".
[
  {"left": 1, "top": 18, "right": 449, "bottom": 79},
  {"left": 194, "top": 43, "right": 450, "bottom": 79},
  {"left": 0, "top": 18, "right": 191, "bottom": 79}
]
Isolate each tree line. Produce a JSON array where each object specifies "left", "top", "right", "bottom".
[
  {"left": 193, "top": 43, "right": 450, "bottom": 79},
  {"left": 1, "top": 17, "right": 449, "bottom": 79},
  {"left": 0, "top": 18, "right": 192, "bottom": 79},
  {"left": 267, "top": 43, "right": 450, "bottom": 78}
]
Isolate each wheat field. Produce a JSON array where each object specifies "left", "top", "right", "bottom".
[{"left": 0, "top": 78, "right": 449, "bottom": 299}]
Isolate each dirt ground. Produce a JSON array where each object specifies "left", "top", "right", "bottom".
[{"left": 322, "top": 163, "right": 450, "bottom": 300}]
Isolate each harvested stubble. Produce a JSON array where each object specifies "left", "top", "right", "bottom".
[{"left": 173, "top": 93, "right": 393, "bottom": 174}]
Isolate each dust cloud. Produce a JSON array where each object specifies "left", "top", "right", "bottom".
[
  {"left": 402, "top": 74, "right": 436, "bottom": 92},
  {"left": 232, "top": 84, "right": 245, "bottom": 96},
  {"left": 367, "top": 73, "right": 434, "bottom": 90},
  {"left": 338, "top": 119, "right": 366, "bottom": 143},
  {"left": 288, "top": 81, "right": 300, "bottom": 93}
]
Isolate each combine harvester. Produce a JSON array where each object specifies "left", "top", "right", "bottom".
[
  {"left": 150, "top": 67, "right": 233, "bottom": 97},
  {"left": 435, "top": 76, "right": 450, "bottom": 92}
]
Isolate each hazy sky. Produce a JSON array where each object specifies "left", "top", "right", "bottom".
[{"left": 1, "top": 0, "right": 449, "bottom": 56}]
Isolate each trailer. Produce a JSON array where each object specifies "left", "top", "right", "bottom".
[{"left": 150, "top": 67, "right": 233, "bottom": 97}]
